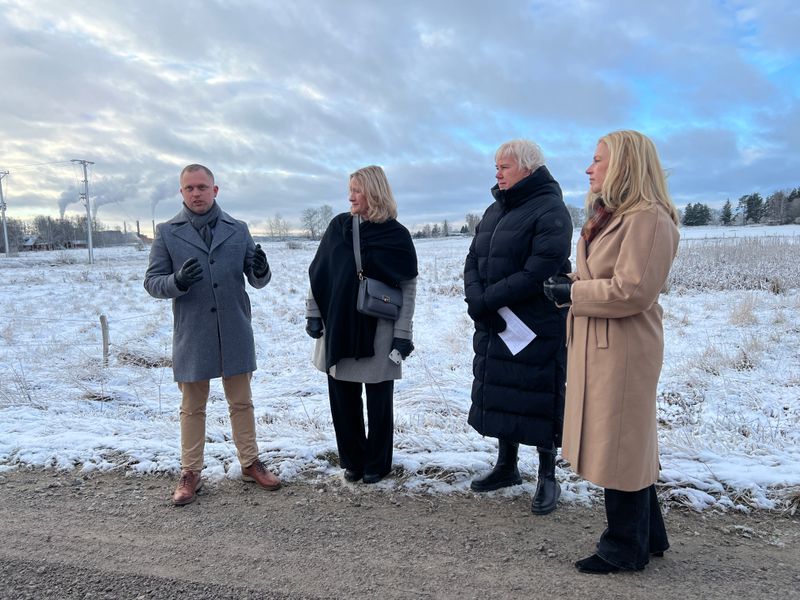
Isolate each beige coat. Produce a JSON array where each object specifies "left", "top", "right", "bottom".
[{"left": 562, "top": 204, "right": 679, "bottom": 491}]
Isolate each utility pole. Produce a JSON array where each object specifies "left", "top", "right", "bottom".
[
  {"left": 0, "top": 171, "right": 9, "bottom": 258},
  {"left": 71, "top": 159, "right": 95, "bottom": 264}
]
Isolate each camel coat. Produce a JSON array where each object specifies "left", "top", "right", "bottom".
[{"left": 562, "top": 204, "right": 679, "bottom": 491}]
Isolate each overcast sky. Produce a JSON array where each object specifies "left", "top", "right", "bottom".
[{"left": 0, "top": 0, "right": 797, "bottom": 233}]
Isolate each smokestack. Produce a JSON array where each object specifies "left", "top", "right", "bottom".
[{"left": 136, "top": 220, "right": 140, "bottom": 236}]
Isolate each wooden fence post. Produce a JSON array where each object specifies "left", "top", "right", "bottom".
[{"left": 100, "top": 314, "right": 109, "bottom": 367}]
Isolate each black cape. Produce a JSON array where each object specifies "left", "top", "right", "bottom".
[{"left": 309, "top": 213, "right": 417, "bottom": 370}]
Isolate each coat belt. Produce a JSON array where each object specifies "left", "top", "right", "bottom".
[{"left": 595, "top": 318, "right": 608, "bottom": 349}]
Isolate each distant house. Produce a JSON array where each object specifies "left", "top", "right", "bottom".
[
  {"left": 94, "top": 230, "right": 141, "bottom": 247},
  {"left": 21, "top": 236, "right": 53, "bottom": 251}
]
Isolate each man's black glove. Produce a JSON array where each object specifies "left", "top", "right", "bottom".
[
  {"left": 253, "top": 244, "right": 269, "bottom": 278},
  {"left": 465, "top": 295, "right": 489, "bottom": 321},
  {"left": 175, "top": 257, "right": 203, "bottom": 291},
  {"left": 543, "top": 275, "right": 573, "bottom": 305},
  {"left": 391, "top": 337, "right": 414, "bottom": 359},
  {"left": 488, "top": 312, "right": 506, "bottom": 333},
  {"left": 305, "top": 317, "right": 324, "bottom": 339}
]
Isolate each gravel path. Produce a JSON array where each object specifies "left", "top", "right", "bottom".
[{"left": 1, "top": 468, "right": 798, "bottom": 599}]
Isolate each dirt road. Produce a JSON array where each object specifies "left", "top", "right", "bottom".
[{"left": 0, "top": 468, "right": 798, "bottom": 599}]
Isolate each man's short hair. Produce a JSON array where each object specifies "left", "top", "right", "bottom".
[{"left": 180, "top": 164, "right": 215, "bottom": 182}]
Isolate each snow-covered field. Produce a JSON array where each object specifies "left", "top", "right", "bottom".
[{"left": 1, "top": 224, "right": 798, "bottom": 512}]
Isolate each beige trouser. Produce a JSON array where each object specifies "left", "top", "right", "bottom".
[{"left": 177, "top": 372, "right": 259, "bottom": 471}]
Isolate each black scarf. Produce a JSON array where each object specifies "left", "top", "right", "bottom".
[
  {"left": 309, "top": 213, "right": 418, "bottom": 370},
  {"left": 182, "top": 201, "right": 221, "bottom": 248}
]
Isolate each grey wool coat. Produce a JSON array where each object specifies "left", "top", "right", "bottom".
[{"left": 143, "top": 207, "right": 270, "bottom": 382}]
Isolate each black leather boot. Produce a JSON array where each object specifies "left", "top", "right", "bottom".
[
  {"left": 470, "top": 439, "right": 522, "bottom": 492},
  {"left": 531, "top": 445, "right": 560, "bottom": 515}
]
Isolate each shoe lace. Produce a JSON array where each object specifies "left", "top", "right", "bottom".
[{"left": 178, "top": 472, "right": 194, "bottom": 488}]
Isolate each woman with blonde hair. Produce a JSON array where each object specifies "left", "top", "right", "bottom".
[
  {"left": 306, "top": 166, "right": 418, "bottom": 484},
  {"left": 543, "top": 130, "right": 680, "bottom": 573}
]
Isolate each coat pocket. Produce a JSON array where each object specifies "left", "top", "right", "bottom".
[{"left": 594, "top": 318, "right": 609, "bottom": 349}]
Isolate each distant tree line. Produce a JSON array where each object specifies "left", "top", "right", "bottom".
[
  {"left": 413, "top": 219, "right": 452, "bottom": 239},
  {"left": 266, "top": 213, "right": 291, "bottom": 240},
  {"left": 682, "top": 188, "right": 800, "bottom": 227},
  {"left": 0, "top": 215, "right": 104, "bottom": 253},
  {"left": 413, "top": 205, "right": 586, "bottom": 239},
  {"left": 300, "top": 204, "right": 334, "bottom": 240}
]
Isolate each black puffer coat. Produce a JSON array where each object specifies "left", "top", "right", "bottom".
[{"left": 464, "top": 166, "right": 572, "bottom": 447}]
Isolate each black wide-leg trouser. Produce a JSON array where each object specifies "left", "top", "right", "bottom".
[
  {"left": 597, "top": 484, "right": 670, "bottom": 570},
  {"left": 326, "top": 376, "right": 394, "bottom": 476}
]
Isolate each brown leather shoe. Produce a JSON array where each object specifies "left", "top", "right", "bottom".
[
  {"left": 241, "top": 459, "right": 281, "bottom": 491},
  {"left": 172, "top": 470, "right": 202, "bottom": 506}
]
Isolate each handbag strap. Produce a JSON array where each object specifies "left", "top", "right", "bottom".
[{"left": 352, "top": 215, "right": 364, "bottom": 278}]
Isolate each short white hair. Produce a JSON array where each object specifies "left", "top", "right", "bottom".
[{"left": 495, "top": 139, "right": 545, "bottom": 172}]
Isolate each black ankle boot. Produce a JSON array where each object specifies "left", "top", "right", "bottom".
[
  {"left": 575, "top": 554, "right": 621, "bottom": 574},
  {"left": 531, "top": 446, "right": 560, "bottom": 514},
  {"left": 470, "top": 439, "right": 522, "bottom": 492}
]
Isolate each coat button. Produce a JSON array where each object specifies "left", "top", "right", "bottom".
[
  {"left": 209, "top": 259, "right": 215, "bottom": 264},
  {"left": 211, "top": 307, "right": 217, "bottom": 313},
  {"left": 213, "top": 283, "right": 218, "bottom": 288}
]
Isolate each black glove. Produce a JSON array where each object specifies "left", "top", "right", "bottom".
[
  {"left": 543, "top": 275, "right": 573, "bottom": 305},
  {"left": 488, "top": 312, "right": 506, "bottom": 333},
  {"left": 305, "top": 317, "right": 324, "bottom": 339},
  {"left": 253, "top": 244, "right": 269, "bottom": 278},
  {"left": 175, "top": 257, "right": 203, "bottom": 291},
  {"left": 465, "top": 295, "right": 489, "bottom": 321},
  {"left": 391, "top": 337, "right": 414, "bottom": 359}
]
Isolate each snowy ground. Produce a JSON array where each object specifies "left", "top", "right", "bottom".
[{"left": 1, "top": 224, "right": 798, "bottom": 512}]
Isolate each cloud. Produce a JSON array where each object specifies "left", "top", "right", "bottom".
[{"left": 0, "top": 0, "right": 797, "bottom": 230}]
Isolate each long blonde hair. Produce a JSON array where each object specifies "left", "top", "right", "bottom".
[
  {"left": 586, "top": 130, "right": 679, "bottom": 226},
  {"left": 350, "top": 165, "right": 398, "bottom": 223}
]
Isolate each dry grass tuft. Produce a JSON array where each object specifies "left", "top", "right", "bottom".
[
  {"left": 729, "top": 294, "right": 759, "bottom": 326},
  {"left": 116, "top": 350, "right": 172, "bottom": 368}
]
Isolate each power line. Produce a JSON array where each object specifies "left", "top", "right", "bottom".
[{"left": 0, "top": 160, "right": 75, "bottom": 171}]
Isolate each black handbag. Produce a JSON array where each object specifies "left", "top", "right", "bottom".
[{"left": 352, "top": 216, "right": 402, "bottom": 320}]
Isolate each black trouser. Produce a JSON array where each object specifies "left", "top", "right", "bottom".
[
  {"left": 327, "top": 376, "right": 394, "bottom": 476},
  {"left": 597, "top": 484, "right": 669, "bottom": 569}
]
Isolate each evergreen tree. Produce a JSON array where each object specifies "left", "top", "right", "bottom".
[
  {"left": 682, "top": 203, "right": 712, "bottom": 226},
  {"left": 737, "top": 193, "right": 765, "bottom": 224},
  {"left": 720, "top": 199, "right": 733, "bottom": 226},
  {"left": 681, "top": 203, "right": 695, "bottom": 226},
  {"left": 698, "top": 203, "right": 711, "bottom": 225}
]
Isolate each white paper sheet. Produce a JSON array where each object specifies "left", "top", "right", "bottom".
[{"left": 497, "top": 306, "right": 536, "bottom": 355}]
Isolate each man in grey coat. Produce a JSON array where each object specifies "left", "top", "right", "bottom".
[{"left": 144, "top": 164, "right": 280, "bottom": 505}]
